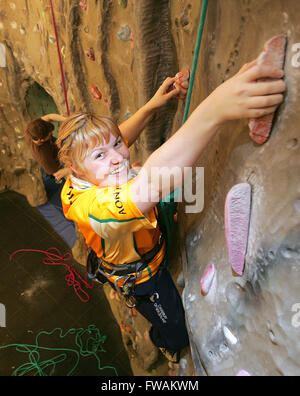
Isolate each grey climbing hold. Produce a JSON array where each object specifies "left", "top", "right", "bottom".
[
  {"left": 118, "top": 25, "right": 131, "bottom": 42},
  {"left": 177, "top": 272, "right": 185, "bottom": 288},
  {"left": 294, "top": 199, "right": 300, "bottom": 213},
  {"left": 223, "top": 325, "right": 238, "bottom": 345}
]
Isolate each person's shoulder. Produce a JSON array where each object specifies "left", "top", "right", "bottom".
[
  {"left": 61, "top": 177, "right": 98, "bottom": 217},
  {"left": 89, "top": 180, "right": 147, "bottom": 223}
]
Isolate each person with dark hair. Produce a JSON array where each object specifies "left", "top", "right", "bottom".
[
  {"left": 24, "top": 114, "right": 65, "bottom": 178},
  {"left": 24, "top": 114, "right": 78, "bottom": 252}
]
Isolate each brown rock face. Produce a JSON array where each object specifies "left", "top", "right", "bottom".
[{"left": 180, "top": 0, "right": 300, "bottom": 377}]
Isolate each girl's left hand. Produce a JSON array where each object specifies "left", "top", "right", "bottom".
[
  {"left": 147, "top": 77, "right": 181, "bottom": 111},
  {"left": 204, "top": 62, "right": 286, "bottom": 124}
]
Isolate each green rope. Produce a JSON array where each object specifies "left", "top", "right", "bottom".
[
  {"left": 160, "top": 1, "right": 209, "bottom": 264},
  {"left": 182, "top": 0, "right": 209, "bottom": 124},
  {"left": 0, "top": 325, "right": 118, "bottom": 376}
]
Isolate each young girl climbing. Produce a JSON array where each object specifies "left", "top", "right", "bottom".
[{"left": 56, "top": 63, "right": 286, "bottom": 363}]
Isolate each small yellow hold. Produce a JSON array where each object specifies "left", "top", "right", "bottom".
[{"left": 118, "top": 0, "right": 128, "bottom": 8}]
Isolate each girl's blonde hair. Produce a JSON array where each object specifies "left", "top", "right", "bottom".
[{"left": 56, "top": 113, "right": 122, "bottom": 179}]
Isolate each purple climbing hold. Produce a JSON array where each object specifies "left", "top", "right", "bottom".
[
  {"left": 237, "top": 370, "right": 251, "bottom": 376},
  {"left": 225, "top": 183, "right": 252, "bottom": 276},
  {"left": 200, "top": 263, "right": 215, "bottom": 296}
]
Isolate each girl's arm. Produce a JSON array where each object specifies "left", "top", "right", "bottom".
[
  {"left": 53, "top": 167, "right": 71, "bottom": 181},
  {"left": 131, "top": 63, "right": 286, "bottom": 215},
  {"left": 41, "top": 114, "right": 67, "bottom": 123},
  {"left": 119, "top": 78, "right": 180, "bottom": 147}
]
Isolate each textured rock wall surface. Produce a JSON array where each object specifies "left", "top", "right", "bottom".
[
  {"left": 0, "top": 0, "right": 185, "bottom": 205},
  {"left": 181, "top": 0, "right": 300, "bottom": 377},
  {"left": 0, "top": 0, "right": 299, "bottom": 376}
]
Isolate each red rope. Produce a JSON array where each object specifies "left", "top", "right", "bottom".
[
  {"left": 49, "top": 0, "right": 70, "bottom": 116},
  {"left": 10, "top": 248, "right": 94, "bottom": 303}
]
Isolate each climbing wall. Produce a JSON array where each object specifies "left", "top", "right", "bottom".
[
  {"left": 0, "top": 0, "right": 300, "bottom": 376},
  {"left": 180, "top": 0, "right": 300, "bottom": 376}
]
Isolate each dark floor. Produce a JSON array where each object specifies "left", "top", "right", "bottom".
[{"left": 0, "top": 191, "right": 133, "bottom": 377}]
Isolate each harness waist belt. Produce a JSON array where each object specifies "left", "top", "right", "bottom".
[{"left": 99, "top": 236, "right": 164, "bottom": 277}]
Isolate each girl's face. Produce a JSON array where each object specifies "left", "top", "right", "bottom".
[
  {"left": 32, "top": 131, "right": 52, "bottom": 146},
  {"left": 80, "top": 132, "right": 130, "bottom": 187}
]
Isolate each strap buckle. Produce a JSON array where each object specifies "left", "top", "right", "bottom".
[{"left": 113, "top": 266, "right": 143, "bottom": 304}]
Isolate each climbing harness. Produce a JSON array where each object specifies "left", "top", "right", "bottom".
[{"left": 87, "top": 232, "right": 166, "bottom": 307}]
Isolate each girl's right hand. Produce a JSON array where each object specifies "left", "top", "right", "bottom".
[{"left": 205, "top": 62, "right": 286, "bottom": 125}]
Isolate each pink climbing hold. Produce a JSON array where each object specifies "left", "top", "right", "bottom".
[
  {"left": 200, "top": 263, "right": 215, "bottom": 296},
  {"left": 237, "top": 370, "right": 251, "bottom": 376},
  {"left": 85, "top": 48, "right": 95, "bottom": 61},
  {"left": 91, "top": 84, "right": 102, "bottom": 100},
  {"left": 248, "top": 35, "right": 287, "bottom": 145},
  {"left": 168, "top": 69, "right": 190, "bottom": 100},
  {"left": 79, "top": 1, "right": 88, "bottom": 11},
  {"left": 225, "top": 183, "right": 252, "bottom": 276},
  {"left": 174, "top": 69, "right": 190, "bottom": 100}
]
